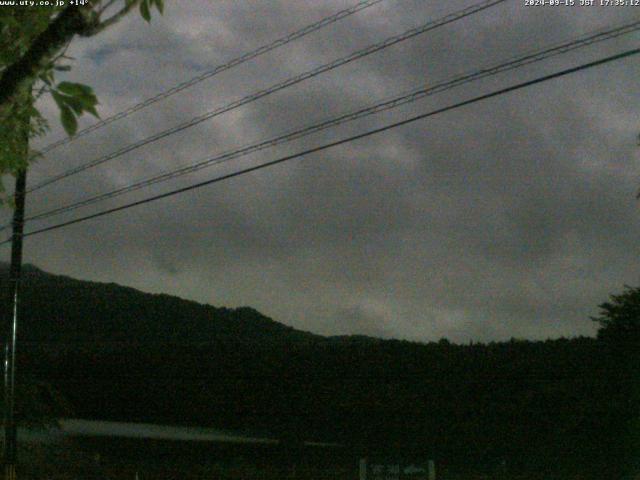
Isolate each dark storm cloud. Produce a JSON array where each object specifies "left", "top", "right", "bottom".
[{"left": 5, "top": 0, "right": 639, "bottom": 342}]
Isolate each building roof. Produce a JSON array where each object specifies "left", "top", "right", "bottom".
[{"left": 19, "top": 419, "right": 342, "bottom": 448}]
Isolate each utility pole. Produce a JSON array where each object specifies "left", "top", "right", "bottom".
[{"left": 3, "top": 163, "right": 28, "bottom": 480}]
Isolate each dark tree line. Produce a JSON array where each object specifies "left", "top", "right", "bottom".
[{"left": 3, "top": 264, "right": 639, "bottom": 479}]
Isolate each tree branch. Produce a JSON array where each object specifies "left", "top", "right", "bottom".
[
  {"left": 86, "top": 0, "right": 142, "bottom": 36},
  {"left": 32, "top": 84, "right": 50, "bottom": 102},
  {"left": 96, "top": 0, "right": 119, "bottom": 16},
  {"left": 0, "top": 5, "right": 98, "bottom": 114}
]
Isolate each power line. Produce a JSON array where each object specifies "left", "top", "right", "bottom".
[
  {"left": 16, "top": 19, "right": 640, "bottom": 227},
  {"left": 34, "top": 0, "right": 388, "bottom": 157},
  {"left": 5, "top": 46, "right": 638, "bottom": 245},
  {"left": 27, "top": 0, "right": 508, "bottom": 194}
]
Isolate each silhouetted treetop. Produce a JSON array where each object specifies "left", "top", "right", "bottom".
[{"left": 592, "top": 285, "right": 640, "bottom": 347}]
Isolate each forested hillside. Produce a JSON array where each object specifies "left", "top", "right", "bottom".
[{"left": 3, "top": 264, "right": 637, "bottom": 478}]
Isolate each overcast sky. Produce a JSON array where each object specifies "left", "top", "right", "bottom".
[{"left": 3, "top": 0, "right": 639, "bottom": 343}]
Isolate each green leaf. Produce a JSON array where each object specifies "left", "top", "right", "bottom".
[
  {"left": 59, "top": 105, "right": 77, "bottom": 136},
  {"left": 85, "top": 104, "right": 99, "bottom": 118},
  {"left": 51, "top": 90, "right": 65, "bottom": 110},
  {"left": 64, "top": 96, "right": 84, "bottom": 115},
  {"left": 52, "top": 82, "right": 99, "bottom": 125},
  {"left": 76, "top": 93, "right": 97, "bottom": 109},
  {"left": 140, "top": 0, "right": 151, "bottom": 22},
  {"left": 155, "top": 0, "right": 164, "bottom": 14},
  {"left": 57, "top": 81, "right": 92, "bottom": 98},
  {"left": 51, "top": 90, "right": 81, "bottom": 115}
]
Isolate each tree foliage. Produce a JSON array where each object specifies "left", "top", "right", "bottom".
[
  {"left": 0, "top": 0, "right": 163, "bottom": 195},
  {"left": 591, "top": 286, "right": 640, "bottom": 476},
  {"left": 592, "top": 285, "right": 640, "bottom": 346},
  {"left": 0, "top": 0, "right": 163, "bottom": 425}
]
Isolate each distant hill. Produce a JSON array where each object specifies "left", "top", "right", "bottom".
[{"left": 0, "top": 263, "right": 319, "bottom": 346}]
